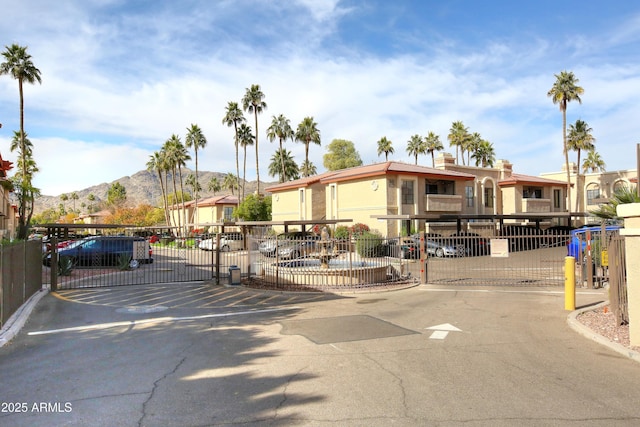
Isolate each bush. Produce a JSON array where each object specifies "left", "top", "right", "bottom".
[
  {"left": 334, "top": 225, "right": 350, "bottom": 240},
  {"left": 355, "top": 231, "right": 384, "bottom": 257},
  {"left": 350, "top": 223, "right": 370, "bottom": 236}
]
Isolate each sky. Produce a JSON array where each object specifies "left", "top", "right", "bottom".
[{"left": 1, "top": 0, "right": 639, "bottom": 196}]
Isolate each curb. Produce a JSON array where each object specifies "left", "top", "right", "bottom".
[
  {"left": 0, "top": 287, "right": 49, "bottom": 348},
  {"left": 567, "top": 301, "right": 640, "bottom": 364}
]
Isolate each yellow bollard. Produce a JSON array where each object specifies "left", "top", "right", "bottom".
[{"left": 565, "top": 256, "right": 576, "bottom": 311}]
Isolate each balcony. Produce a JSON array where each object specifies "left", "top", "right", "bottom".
[
  {"left": 424, "top": 194, "right": 462, "bottom": 213},
  {"left": 521, "top": 198, "right": 551, "bottom": 213}
]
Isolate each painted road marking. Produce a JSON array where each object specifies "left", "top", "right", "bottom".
[{"left": 426, "top": 323, "right": 462, "bottom": 340}]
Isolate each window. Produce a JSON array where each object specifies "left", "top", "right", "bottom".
[
  {"left": 586, "top": 187, "right": 600, "bottom": 205},
  {"left": 553, "top": 189, "right": 562, "bottom": 209},
  {"left": 401, "top": 180, "right": 414, "bottom": 204},
  {"left": 465, "top": 186, "right": 474, "bottom": 207},
  {"left": 223, "top": 207, "right": 233, "bottom": 221},
  {"left": 484, "top": 187, "right": 493, "bottom": 208},
  {"left": 425, "top": 179, "right": 455, "bottom": 195},
  {"left": 523, "top": 186, "right": 542, "bottom": 199}
]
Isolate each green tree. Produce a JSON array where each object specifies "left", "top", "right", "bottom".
[
  {"left": 237, "top": 123, "right": 254, "bottom": 199},
  {"left": 185, "top": 123, "right": 207, "bottom": 226},
  {"left": 1, "top": 44, "right": 42, "bottom": 239},
  {"left": 448, "top": 121, "right": 470, "bottom": 165},
  {"left": 268, "top": 148, "right": 299, "bottom": 183},
  {"left": 295, "top": 116, "right": 321, "bottom": 177},
  {"left": 208, "top": 176, "right": 221, "bottom": 195},
  {"left": 323, "top": 139, "right": 363, "bottom": 171},
  {"left": 547, "top": 70, "right": 584, "bottom": 213},
  {"left": 567, "top": 119, "right": 596, "bottom": 212},
  {"left": 406, "top": 134, "right": 425, "bottom": 165},
  {"left": 582, "top": 149, "right": 606, "bottom": 173},
  {"left": 234, "top": 193, "right": 271, "bottom": 221},
  {"left": 300, "top": 160, "right": 317, "bottom": 177},
  {"left": 186, "top": 173, "right": 202, "bottom": 198},
  {"left": 242, "top": 84, "right": 267, "bottom": 194},
  {"left": 377, "top": 136, "right": 394, "bottom": 161},
  {"left": 223, "top": 173, "right": 239, "bottom": 195},
  {"left": 107, "top": 182, "right": 127, "bottom": 208},
  {"left": 60, "top": 193, "right": 69, "bottom": 211},
  {"left": 267, "top": 114, "right": 294, "bottom": 183},
  {"left": 471, "top": 139, "right": 496, "bottom": 168},
  {"left": 71, "top": 192, "right": 79, "bottom": 212},
  {"left": 147, "top": 151, "right": 170, "bottom": 226},
  {"left": 164, "top": 134, "right": 191, "bottom": 234},
  {"left": 424, "top": 131, "right": 443, "bottom": 167},
  {"left": 222, "top": 101, "right": 245, "bottom": 201}
]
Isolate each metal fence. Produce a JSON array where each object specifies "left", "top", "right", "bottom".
[
  {"left": 1, "top": 241, "right": 43, "bottom": 328},
  {"left": 608, "top": 235, "right": 628, "bottom": 325}
]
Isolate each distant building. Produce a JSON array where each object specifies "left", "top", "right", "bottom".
[{"left": 0, "top": 152, "right": 15, "bottom": 240}]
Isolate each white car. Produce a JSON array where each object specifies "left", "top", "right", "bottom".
[{"left": 198, "top": 233, "right": 244, "bottom": 252}]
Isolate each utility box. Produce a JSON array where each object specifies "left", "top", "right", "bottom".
[{"left": 229, "top": 265, "right": 241, "bottom": 286}]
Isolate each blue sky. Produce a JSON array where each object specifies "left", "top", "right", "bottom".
[{"left": 1, "top": 0, "right": 639, "bottom": 196}]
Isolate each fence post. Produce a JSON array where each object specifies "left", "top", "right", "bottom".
[
  {"left": 50, "top": 237, "right": 58, "bottom": 291},
  {"left": 419, "top": 231, "right": 427, "bottom": 284},
  {"left": 565, "top": 256, "right": 576, "bottom": 310}
]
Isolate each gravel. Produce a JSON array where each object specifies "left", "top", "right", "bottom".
[{"left": 577, "top": 306, "right": 640, "bottom": 353}]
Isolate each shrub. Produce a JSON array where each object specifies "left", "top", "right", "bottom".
[
  {"left": 355, "top": 231, "right": 384, "bottom": 257},
  {"left": 334, "top": 225, "right": 350, "bottom": 240},
  {"left": 350, "top": 223, "right": 370, "bottom": 236},
  {"left": 58, "top": 256, "right": 74, "bottom": 276}
]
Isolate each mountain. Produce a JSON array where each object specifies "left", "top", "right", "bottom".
[{"left": 33, "top": 168, "right": 272, "bottom": 214}]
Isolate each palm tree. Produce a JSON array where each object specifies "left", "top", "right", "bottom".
[
  {"left": 582, "top": 149, "right": 606, "bottom": 173},
  {"left": 1, "top": 44, "right": 42, "bottom": 239},
  {"left": 237, "top": 123, "right": 254, "bottom": 199},
  {"left": 267, "top": 114, "right": 294, "bottom": 182},
  {"left": 185, "top": 123, "right": 207, "bottom": 227},
  {"left": 223, "top": 173, "right": 239, "bottom": 195},
  {"left": 163, "top": 135, "right": 191, "bottom": 234},
  {"left": 377, "top": 136, "right": 394, "bottom": 161},
  {"left": 547, "top": 70, "right": 584, "bottom": 212},
  {"left": 71, "top": 192, "right": 79, "bottom": 212},
  {"left": 590, "top": 185, "right": 638, "bottom": 220},
  {"left": 268, "top": 148, "right": 299, "bottom": 183},
  {"left": 147, "top": 151, "right": 170, "bottom": 226},
  {"left": 299, "top": 160, "right": 317, "bottom": 177},
  {"left": 242, "top": 84, "right": 267, "bottom": 194},
  {"left": 448, "top": 121, "right": 470, "bottom": 165},
  {"left": 567, "top": 119, "right": 596, "bottom": 212},
  {"left": 424, "top": 132, "right": 443, "bottom": 167},
  {"left": 406, "top": 134, "right": 426, "bottom": 165},
  {"left": 471, "top": 139, "right": 496, "bottom": 168},
  {"left": 295, "top": 116, "right": 321, "bottom": 177},
  {"left": 207, "top": 176, "right": 221, "bottom": 195},
  {"left": 222, "top": 102, "right": 245, "bottom": 200}
]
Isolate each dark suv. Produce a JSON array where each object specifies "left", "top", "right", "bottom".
[{"left": 44, "top": 236, "right": 153, "bottom": 267}]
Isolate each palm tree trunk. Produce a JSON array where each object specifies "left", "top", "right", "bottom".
[
  {"left": 280, "top": 138, "right": 285, "bottom": 182},
  {"left": 575, "top": 149, "right": 581, "bottom": 212},
  {"left": 562, "top": 107, "right": 572, "bottom": 213},
  {"left": 171, "top": 170, "right": 180, "bottom": 235},
  {"left": 178, "top": 165, "right": 187, "bottom": 237},
  {"left": 431, "top": 152, "right": 435, "bottom": 167},
  {"left": 158, "top": 170, "right": 169, "bottom": 227},
  {"left": 254, "top": 112, "right": 260, "bottom": 195},
  {"left": 234, "top": 122, "right": 241, "bottom": 201},
  {"left": 194, "top": 148, "right": 199, "bottom": 229},
  {"left": 243, "top": 146, "right": 247, "bottom": 199}
]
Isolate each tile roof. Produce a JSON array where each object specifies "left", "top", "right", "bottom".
[
  {"left": 499, "top": 173, "right": 569, "bottom": 187},
  {"left": 265, "top": 161, "right": 475, "bottom": 192},
  {"left": 169, "top": 194, "right": 239, "bottom": 209}
]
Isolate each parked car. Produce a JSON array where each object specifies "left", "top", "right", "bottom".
[
  {"left": 425, "top": 239, "right": 459, "bottom": 258},
  {"left": 276, "top": 239, "right": 319, "bottom": 259},
  {"left": 259, "top": 232, "right": 319, "bottom": 257},
  {"left": 198, "top": 232, "right": 244, "bottom": 252},
  {"left": 448, "top": 232, "right": 490, "bottom": 256},
  {"left": 567, "top": 225, "right": 621, "bottom": 258},
  {"left": 385, "top": 237, "right": 421, "bottom": 259},
  {"left": 44, "top": 236, "right": 153, "bottom": 267}
]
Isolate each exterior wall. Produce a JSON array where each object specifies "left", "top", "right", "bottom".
[
  {"left": 541, "top": 166, "right": 637, "bottom": 214},
  {"left": 333, "top": 176, "right": 389, "bottom": 235},
  {"left": 500, "top": 186, "right": 519, "bottom": 215}
]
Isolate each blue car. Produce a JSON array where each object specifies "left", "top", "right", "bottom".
[{"left": 567, "top": 226, "right": 621, "bottom": 258}]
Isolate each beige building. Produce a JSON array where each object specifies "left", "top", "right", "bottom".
[
  {"left": 170, "top": 195, "right": 239, "bottom": 231},
  {"left": 266, "top": 156, "right": 570, "bottom": 237},
  {"left": 540, "top": 163, "right": 638, "bottom": 223}
]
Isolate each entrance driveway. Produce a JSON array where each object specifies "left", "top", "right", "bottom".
[{"left": 2, "top": 283, "right": 640, "bottom": 426}]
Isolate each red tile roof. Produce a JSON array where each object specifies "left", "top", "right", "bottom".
[
  {"left": 499, "top": 173, "right": 569, "bottom": 187},
  {"left": 265, "top": 161, "right": 475, "bottom": 192}
]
